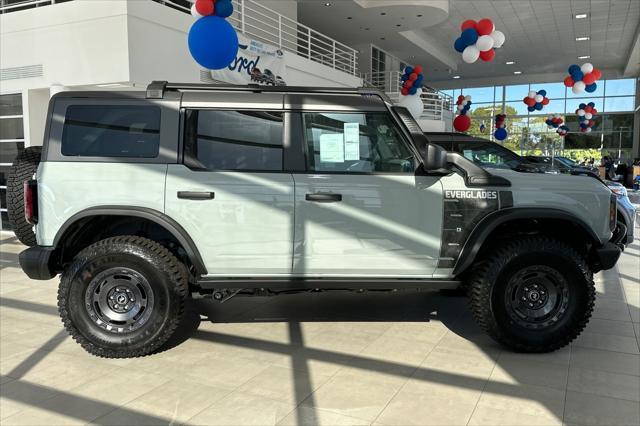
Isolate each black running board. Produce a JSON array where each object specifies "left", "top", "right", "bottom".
[{"left": 196, "top": 277, "right": 461, "bottom": 291}]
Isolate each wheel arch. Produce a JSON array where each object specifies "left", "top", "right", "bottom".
[
  {"left": 53, "top": 206, "right": 207, "bottom": 276},
  {"left": 453, "top": 208, "right": 602, "bottom": 276}
]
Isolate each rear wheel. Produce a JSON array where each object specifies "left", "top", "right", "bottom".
[
  {"left": 7, "top": 146, "right": 41, "bottom": 246},
  {"left": 469, "top": 236, "right": 595, "bottom": 352},
  {"left": 58, "top": 236, "right": 189, "bottom": 358}
]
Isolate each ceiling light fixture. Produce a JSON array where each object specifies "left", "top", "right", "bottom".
[
  {"left": 452, "top": 75, "right": 461, "bottom": 79},
  {"left": 576, "top": 36, "right": 590, "bottom": 41},
  {"left": 324, "top": 2, "right": 331, "bottom": 6},
  {"left": 97, "top": 83, "right": 126, "bottom": 88},
  {"left": 505, "top": 61, "right": 515, "bottom": 65},
  {"left": 578, "top": 55, "right": 591, "bottom": 59},
  {"left": 575, "top": 13, "right": 588, "bottom": 19},
  {"left": 513, "top": 71, "right": 522, "bottom": 75}
]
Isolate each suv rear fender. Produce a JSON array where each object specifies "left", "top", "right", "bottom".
[{"left": 52, "top": 207, "right": 207, "bottom": 276}]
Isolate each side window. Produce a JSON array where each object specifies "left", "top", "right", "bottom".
[
  {"left": 61, "top": 105, "right": 160, "bottom": 158},
  {"left": 185, "top": 110, "right": 283, "bottom": 171},
  {"left": 302, "top": 112, "right": 415, "bottom": 173}
]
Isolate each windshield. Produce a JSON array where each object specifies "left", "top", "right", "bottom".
[{"left": 458, "top": 142, "right": 523, "bottom": 170}]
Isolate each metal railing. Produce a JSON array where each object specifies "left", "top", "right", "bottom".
[
  {"left": 0, "top": 0, "right": 359, "bottom": 76},
  {"left": 363, "top": 71, "right": 454, "bottom": 121}
]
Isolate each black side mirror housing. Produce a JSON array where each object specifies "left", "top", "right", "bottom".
[{"left": 422, "top": 143, "right": 448, "bottom": 172}]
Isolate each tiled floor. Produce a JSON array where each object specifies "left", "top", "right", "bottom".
[{"left": 1, "top": 230, "right": 638, "bottom": 426}]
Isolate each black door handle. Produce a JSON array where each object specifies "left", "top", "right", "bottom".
[
  {"left": 306, "top": 192, "right": 342, "bottom": 202},
  {"left": 177, "top": 191, "right": 215, "bottom": 200}
]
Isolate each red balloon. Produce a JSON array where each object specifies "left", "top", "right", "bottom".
[
  {"left": 563, "top": 76, "right": 575, "bottom": 87},
  {"left": 401, "top": 88, "right": 409, "bottom": 96},
  {"left": 409, "top": 72, "right": 418, "bottom": 81},
  {"left": 404, "top": 80, "right": 413, "bottom": 88},
  {"left": 479, "top": 48, "right": 495, "bottom": 61},
  {"left": 453, "top": 114, "right": 471, "bottom": 132},
  {"left": 524, "top": 97, "right": 536, "bottom": 107},
  {"left": 583, "top": 73, "right": 596, "bottom": 85},
  {"left": 413, "top": 65, "right": 423, "bottom": 75},
  {"left": 476, "top": 18, "right": 494, "bottom": 36},
  {"left": 542, "top": 97, "right": 550, "bottom": 105},
  {"left": 457, "top": 95, "right": 465, "bottom": 103},
  {"left": 589, "top": 120, "right": 595, "bottom": 126},
  {"left": 461, "top": 20, "right": 477, "bottom": 31},
  {"left": 195, "top": 0, "right": 214, "bottom": 16},
  {"left": 584, "top": 105, "right": 592, "bottom": 113},
  {"left": 591, "top": 68, "right": 602, "bottom": 80}
]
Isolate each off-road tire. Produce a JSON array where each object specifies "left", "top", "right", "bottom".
[
  {"left": 6, "top": 146, "right": 42, "bottom": 246},
  {"left": 469, "top": 236, "right": 595, "bottom": 352},
  {"left": 58, "top": 236, "right": 189, "bottom": 358}
]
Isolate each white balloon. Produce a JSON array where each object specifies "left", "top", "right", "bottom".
[
  {"left": 528, "top": 90, "right": 537, "bottom": 98},
  {"left": 490, "top": 30, "right": 505, "bottom": 48},
  {"left": 462, "top": 45, "right": 480, "bottom": 63},
  {"left": 191, "top": 3, "right": 204, "bottom": 18},
  {"left": 577, "top": 109, "right": 585, "bottom": 116},
  {"left": 572, "top": 81, "right": 586, "bottom": 93},
  {"left": 457, "top": 105, "right": 464, "bottom": 112},
  {"left": 476, "top": 35, "right": 495, "bottom": 52},
  {"left": 398, "top": 95, "right": 424, "bottom": 119},
  {"left": 580, "top": 62, "right": 594, "bottom": 74},
  {"left": 585, "top": 127, "right": 592, "bottom": 133},
  {"left": 584, "top": 112, "right": 593, "bottom": 120},
  {"left": 465, "top": 95, "right": 472, "bottom": 101},
  {"left": 534, "top": 94, "right": 544, "bottom": 103}
]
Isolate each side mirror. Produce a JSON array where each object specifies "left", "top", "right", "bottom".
[{"left": 422, "top": 143, "right": 447, "bottom": 171}]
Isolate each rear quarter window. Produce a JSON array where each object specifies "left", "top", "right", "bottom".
[{"left": 61, "top": 105, "right": 161, "bottom": 158}]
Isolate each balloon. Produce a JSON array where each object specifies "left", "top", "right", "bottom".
[
  {"left": 398, "top": 94, "right": 424, "bottom": 119},
  {"left": 453, "top": 114, "right": 471, "bottom": 132},
  {"left": 527, "top": 106, "right": 535, "bottom": 112},
  {"left": 577, "top": 109, "right": 585, "bottom": 116},
  {"left": 582, "top": 73, "right": 596, "bottom": 85},
  {"left": 528, "top": 90, "right": 536, "bottom": 98},
  {"left": 571, "top": 70, "right": 584, "bottom": 81},
  {"left": 591, "top": 68, "right": 602, "bottom": 80},
  {"left": 191, "top": 3, "right": 205, "bottom": 19},
  {"left": 401, "top": 88, "right": 409, "bottom": 96},
  {"left": 588, "top": 101, "right": 596, "bottom": 107},
  {"left": 409, "top": 72, "right": 418, "bottom": 81},
  {"left": 542, "top": 97, "right": 550, "bottom": 105},
  {"left": 568, "top": 64, "right": 581, "bottom": 75},
  {"left": 215, "top": 0, "right": 234, "bottom": 18},
  {"left": 584, "top": 112, "right": 593, "bottom": 120},
  {"left": 494, "top": 127, "right": 508, "bottom": 140},
  {"left": 585, "top": 83, "right": 597, "bottom": 93},
  {"left": 460, "top": 28, "right": 479, "bottom": 46},
  {"left": 476, "top": 18, "right": 494, "bottom": 36},
  {"left": 579, "top": 103, "right": 586, "bottom": 109},
  {"left": 563, "top": 76, "right": 575, "bottom": 87},
  {"left": 401, "top": 74, "right": 408, "bottom": 81},
  {"left": 404, "top": 80, "right": 413, "bottom": 88},
  {"left": 585, "top": 127, "right": 592, "bottom": 133},
  {"left": 409, "top": 87, "right": 417, "bottom": 95},
  {"left": 479, "top": 48, "right": 495, "bottom": 61},
  {"left": 457, "top": 95, "right": 465, "bottom": 102},
  {"left": 404, "top": 66, "right": 414, "bottom": 75},
  {"left": 535, "top": 103, "right": 543, "bottom": 110},
  {"left": 462, "top": 45, "right": 480, "bottom": 63},
  {"left": 461, "top": 19, "right": 477, "bottom": 31},
  {"left": 188, "top": 16, "right": 239, "bottom": 70},
  {"left": 534, "top": 94, "right": 543, "bottom": 103},
  {"left": 524, "top": 97, "right": 536, "bottom": 107},
  {"left": 195, "top": 0, "right": 214, "bottom": 16},
  {"left": 476, "top": 35, "right": 495, "bottom": 51},
  {"left": 490, "top": 30, "right": 505, "bottom": 48},
  {"left": 572, "top": 81, "right": 586, "bottom": 93},
  {"left": 580, "top": 62, "right": 594, "bottom": 74},
  {"left": 413, "top": 65, "right": 423, "bottom": 74},
  {"left": 465, "top": 95, "right": 472, "bottom": 101},
  {"left": 538, "top": 90, "right": 547, "bottom": 96}
]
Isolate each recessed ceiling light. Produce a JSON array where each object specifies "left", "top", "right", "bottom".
[
  {"left": 576, "top": 36, "right": 590, "bottom": 41},
  {"left": 452, "top": 75, "right": 461, "bottom": 79},
  {"left": 396, "top": 24, "right": 401, "bottom": 27},
  {"left": 417, "top": 14, "right": 423, "bottom": 17},
  {"left": 380, "top": 12, "right": 386, "bottom": 15},
  {"left": 505, "top": 61, "right": 515, "bottom": 65},
  {"left": 513, "top": 71, "right": 522, "bottom": 75},
  {"left": 380, "top": 37, "right": 385, "bottom": 40},
  {"left": 324, "top": 2, "right": 331, "bottom": 6},
  {"left": 365, "top": 27, "right": 370, "bottom": 30},
  {"left": 575, "top": 13, "right": 588, "bottom": 19},
  {"left": 578, "top": 55, "right": 591, "bottom": 59}
]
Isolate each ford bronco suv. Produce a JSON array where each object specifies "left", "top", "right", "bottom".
[{"left": 9, "top": 82, "right": 625, "bottom": 358}]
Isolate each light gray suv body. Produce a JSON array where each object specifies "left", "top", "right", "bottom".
[{"left": 12, "top": 82, "right": 625, "bottom": 358}]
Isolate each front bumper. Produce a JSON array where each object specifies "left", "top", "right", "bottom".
[
  {"left": 616, "top": 199, "right": 636, "bottom": 245},
  {"left": 19, "top": 246, "right": 56, "bottom": 280},
  {"left": 592, "top": 222, "right": 626, "bottom": 271}
]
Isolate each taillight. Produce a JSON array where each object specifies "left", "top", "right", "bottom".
[{"left": 24, "top": 180, "right": 37, "bottom": 224}]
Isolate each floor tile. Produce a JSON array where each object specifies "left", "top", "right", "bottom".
[
  {"left": 564, "top": 390, "right": 640, "bottom": 426},
  {"left": 476, "top": 381, "right": 565, "bottom": 421},
  {"left": 570, "top": 346, "right": 640, "bottom": 376},
  {"left": 489, "top": 355, "right": 569, "bottom": 390},
  {"left": 237, "top": 365, "right": 331, "bottom": 405},
  {"left": 376, "top": 391, "right": 479, "bottom": 425},
  {"left": 567, "top": 367, "right": 640, "bottom": 401},
  {"left": 278, "top": 406, "right": 370, "bottom": 426},
  {"left": 572, "top": 331, "right": 640, "bottom": 354},
  {"left": 468, "top": 405, "right": 562, "bottom": 426}
]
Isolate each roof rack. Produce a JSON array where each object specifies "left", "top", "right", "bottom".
[{"left": 145, "top": 81, "right": 385, "bottom": 100}]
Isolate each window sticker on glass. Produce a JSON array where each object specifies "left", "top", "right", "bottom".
[
  {"left": 343, "top": 122, "right": 360, "bottom": 161},
  {"left": 319, "top": 133, "right": 344, "bottom": 163}
]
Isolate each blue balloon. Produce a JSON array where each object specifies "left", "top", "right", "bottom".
[
  {"left": 535, "top": 103, "right": 543, "bottom": 110},
  {"left": 460, "top": 28, "right": 479, "bottom": 46},
  {"left": 580, "top": 123, "right": 587, "bottom": 128},
  {"left": 454, "top": 37, "right": 466, "bottom": 53},
  {"left": 579, "top": 103, "right": 586, "bottom": 109},
  {"left": 404, "top": 66, "right": 414, "bottom": 75},
  {"left": 568, "top": 64, "right": 581, "bottom": 75},
  {"left": 494, "top": 127, "right": 508, "bottom": 141},
  {"left": 188, "top": 16, "right": 239, "bottom": 70},
  {"left": 415, "top": 74, "right": 424, "bottom": 83},
  {"left": 215, "top": 0, "right": 234, "bottom": 18},
  {"left": 571, "top": 70, "right": 584, "bottom": 81},
  {"left": 537, "top": 90, "right": 547, "bottom": 97},
  {"left": 409, "top": 87, "right": 418, "bottom": 95},
  {"left": 527, "top": 106, "right": 535, "bottom": 112},
  {"left": 585, "top": 84, "right": 597, "bottom": 93},
  {"left": 401, "top": 74, "right": 408, "bottom": 81}
]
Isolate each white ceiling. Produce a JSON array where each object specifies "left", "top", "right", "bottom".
[{"left": 298, "top": 0, "right": 640, "bottom": 85}]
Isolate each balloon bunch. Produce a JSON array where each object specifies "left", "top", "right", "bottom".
[
  {"left": 523, "top": 89, "right": 550, "bottom": 112},
  {"left": 454, "top": 18, "right": 505, "bottom": 64},
  {"left": 400, "top": 65, "right": 424, "bottom": 96},
  {"left": 494, "top": 114, "right": 507, "bottom": 141},
  {"left": 563, "top": 63, "right": 602, "bottom": 94},
  {"left": 545, "top": 114, "right": 564, "bottom": 130},
  {"left": 576, "top": 102, "right": 597, "bottom": 133},
  {"left": 453, "top": 95, "right": 472, "bottom": 132},
  {"left": 188, "top": 0, "right": 238, "bottom": 70},
  {"left": 557, "top": 125, "right": 570, "bottom": 137}
]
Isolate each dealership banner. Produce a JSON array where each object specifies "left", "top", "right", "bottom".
[{"left": 210, "top": 34, "right": 287, "bottom": 85}]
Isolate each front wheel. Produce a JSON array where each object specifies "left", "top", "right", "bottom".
[
  {"left": 469, "top": 236, "right": 595, "bottom": 352},
  {"left": 58, "top": 236, "right": 189, "bottom": 358}
]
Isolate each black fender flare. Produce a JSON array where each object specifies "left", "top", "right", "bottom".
[
  {"left": 453, "top": 207, "right": 603, "bottom": 276},
  {"left": 53, "top": 206, "right": 207, "bottom": 275}
]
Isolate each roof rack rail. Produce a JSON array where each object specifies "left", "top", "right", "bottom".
[{"left": 145, "top": 81, "right": 385, "bottom": 99}]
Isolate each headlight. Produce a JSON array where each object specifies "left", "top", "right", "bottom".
[{"left": 610, "top": 186, "right": 627, "bottom": 197}]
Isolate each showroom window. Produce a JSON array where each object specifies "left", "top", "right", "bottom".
[
  {"left": 185, "top": 110, "right": 284, "bottom": 172},
  {"left": 61, "top": 105, "right": 161, "bottom": 158},
  {"left": 0, "top": 93, "right": 24, "bottom": 231},
  {"left": 303, "top": 112, "right": 415, "bottom": 173}
]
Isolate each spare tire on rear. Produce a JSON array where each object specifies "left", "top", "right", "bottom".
[{"left": 7, "top": 146, "right": 42, "bottom": 246}]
